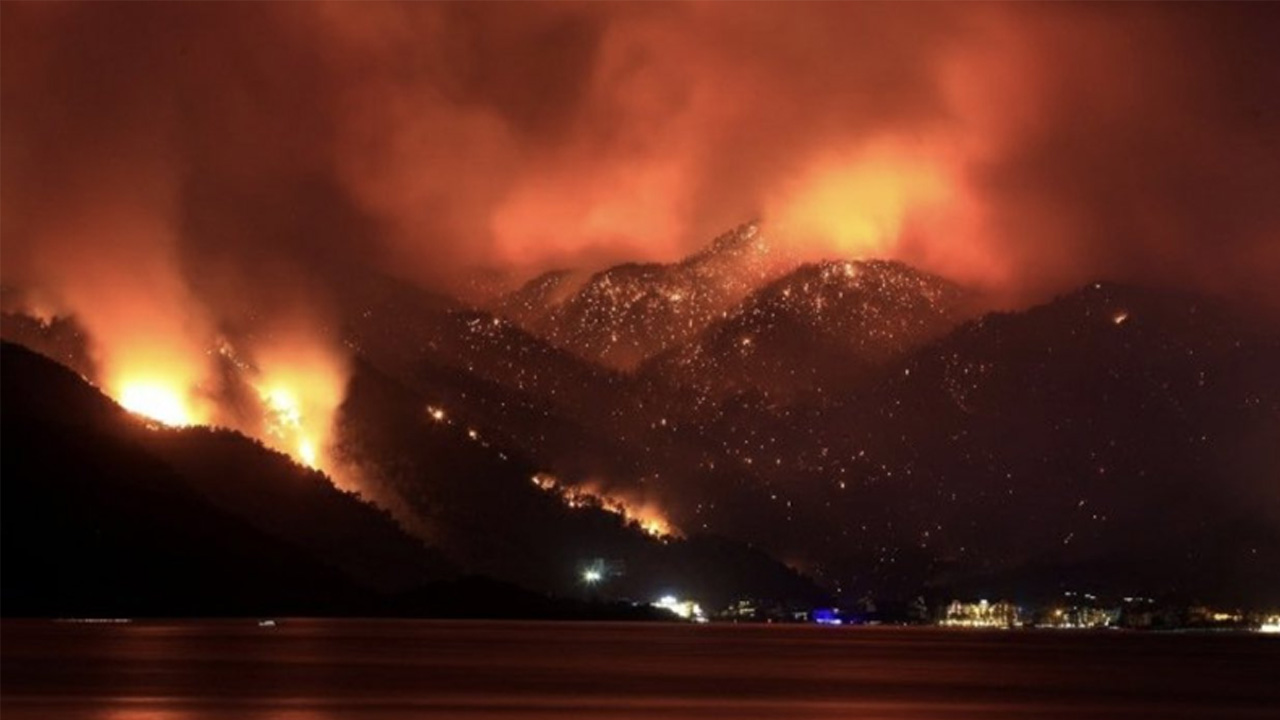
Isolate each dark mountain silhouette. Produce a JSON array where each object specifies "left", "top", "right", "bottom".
[
  {"left": 337, "top": 269, "right": 665, "bottom": 494},
  {"left": 334, "top": 355, "right": 825, "bottom": 610},
  {"left": 689, "top": 282, "right": 1280, "bottom": 605},
  {"left": 6, "top": 220, "right": 1279, "bottom": 611},
  {"left": 314, "top": 249, "right": 1280, "bottom": 608},
  {"left": 1, "top": 342, "right": 385, "bottom": 615},
  {"left": 334, "top": 267, "right": 801, "bottom": 574},
  {"left": 1, "top": 339, "right": 825, "bottom": 615},
  {"left": 0, "top": 311, "right": 96, "bottom": 380},
  {"left": 0, "top": 342, "right": 667, "bottom": 618}
]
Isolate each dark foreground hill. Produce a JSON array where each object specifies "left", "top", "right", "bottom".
[
  {"left": 7, "top": 215, "right": 1278, "bottom": 611},
  {"left": 1, "top": 342, "right": 393, "bottom": 615},
  {"left": 332, "top": 355, "right": 824, "bottom": 609},
  {"left": 0, "top": 344, "right": 658, "bottom": 618},
  {"left": 1, "top": 341, "right": 824, "bottom": 616}
]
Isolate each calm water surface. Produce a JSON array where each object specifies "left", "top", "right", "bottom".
[{"left": 3, "top": 620, "right": 1278, "bottom": 719}]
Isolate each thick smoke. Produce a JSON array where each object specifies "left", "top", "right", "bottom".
[{"left": 3, "top": 1, "right": 1279, "bottom": 324}]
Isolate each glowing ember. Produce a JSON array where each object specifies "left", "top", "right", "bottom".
[
  {"left": 532, "top": 473, "right": 679, "bottom": 539},
  {"left": 118, "top": 381, "right": 196, "bottom": 427}
]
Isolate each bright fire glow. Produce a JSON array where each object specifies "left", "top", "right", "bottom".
[
  {"left": 532, "top": 473, "right": 680, "bottom": 539},
  {"left": 767, "top": 140, "right": 958, "bottom": 261},
  {"left": 118, "top": 381, "right": 197, "bottom": 427},
  {"left": 251, "top": 340, "right": 349, "bottom": 474},
  {"left": 99, "top": 329, "right": 349, "bottom": 477},
  {"left": 298, "top": 438, "right": 318, "bottom": 468},
  {"left": 259, "top": 385, "right": 320, "bottom": 468}
]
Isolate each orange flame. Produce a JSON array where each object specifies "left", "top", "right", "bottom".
[
  {"left": 532, "top": 473, "right": 680, "bottom": 539},
  {"left": 765, "top": 139, "right": 959, "bottom": 261},
  {"left": 99, "top": 320, "right": 349, "bottom": 478},
  {"left": 247, "top": 335, "right": 350, "bottom": 478},
  {"left": 118, "top": 381, "right": 199, "bottom": 427},
  {"left": 107, "top": 339, "right": 215, "bottom": 429}
]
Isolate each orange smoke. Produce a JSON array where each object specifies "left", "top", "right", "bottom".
[
  {"left": 16, "top": 179, "right": 222, "bottom": 430},
  {"left": 4, "top": 1, "right": 1278, "bottom": 426},
  {"left": 490, "top": 154, "right": 694, "bottom": 270},
  {"left": 765, "top": 140, "right": 958, "bottom": 258}
]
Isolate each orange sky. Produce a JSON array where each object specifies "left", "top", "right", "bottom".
[
  {"left": 6, "top": 3, "right": 1278, "bottom": 301},
  {"left": 2, "top": 3, "right": 1278, "bottom": 440}
]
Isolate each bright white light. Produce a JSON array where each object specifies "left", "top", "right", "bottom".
[
  {"left": 298, "top": 438, "right": 318, "bottom": 468},
  {"left": 119, "top": 383, "right": 192, "bottom": 426},
  {"left": 653, "top": 595, "right": 706, "bottom": 622},
  {"left": 582, "top": 569, "right": 603, "bottom": 584}
]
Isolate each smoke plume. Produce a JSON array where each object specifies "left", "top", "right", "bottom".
[{"left": 3, "top": 2, "right": 1278, "bottom": 415}]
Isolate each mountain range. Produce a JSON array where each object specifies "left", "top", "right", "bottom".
[{"left": 4, "top": 221, "right": 1278, "bottom": 613}]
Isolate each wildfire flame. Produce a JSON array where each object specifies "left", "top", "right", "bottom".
[
  {"left": 766, "top": 140, "right": 959, "bottom": 261},
  {"left": 259, "top": 386, "right": 319, "bottom": 469},
  {"left": 99, "top": 327, "right": 349, "bottom": 477},
  {"left": 118, "top": 381, "right": 198, "bottom": 427},
  {"left": 248, "top": 338, "right": 349, "bottom": 476},
  {"left": 532, "top": 473, "right": 680, "bottom": 539}
]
